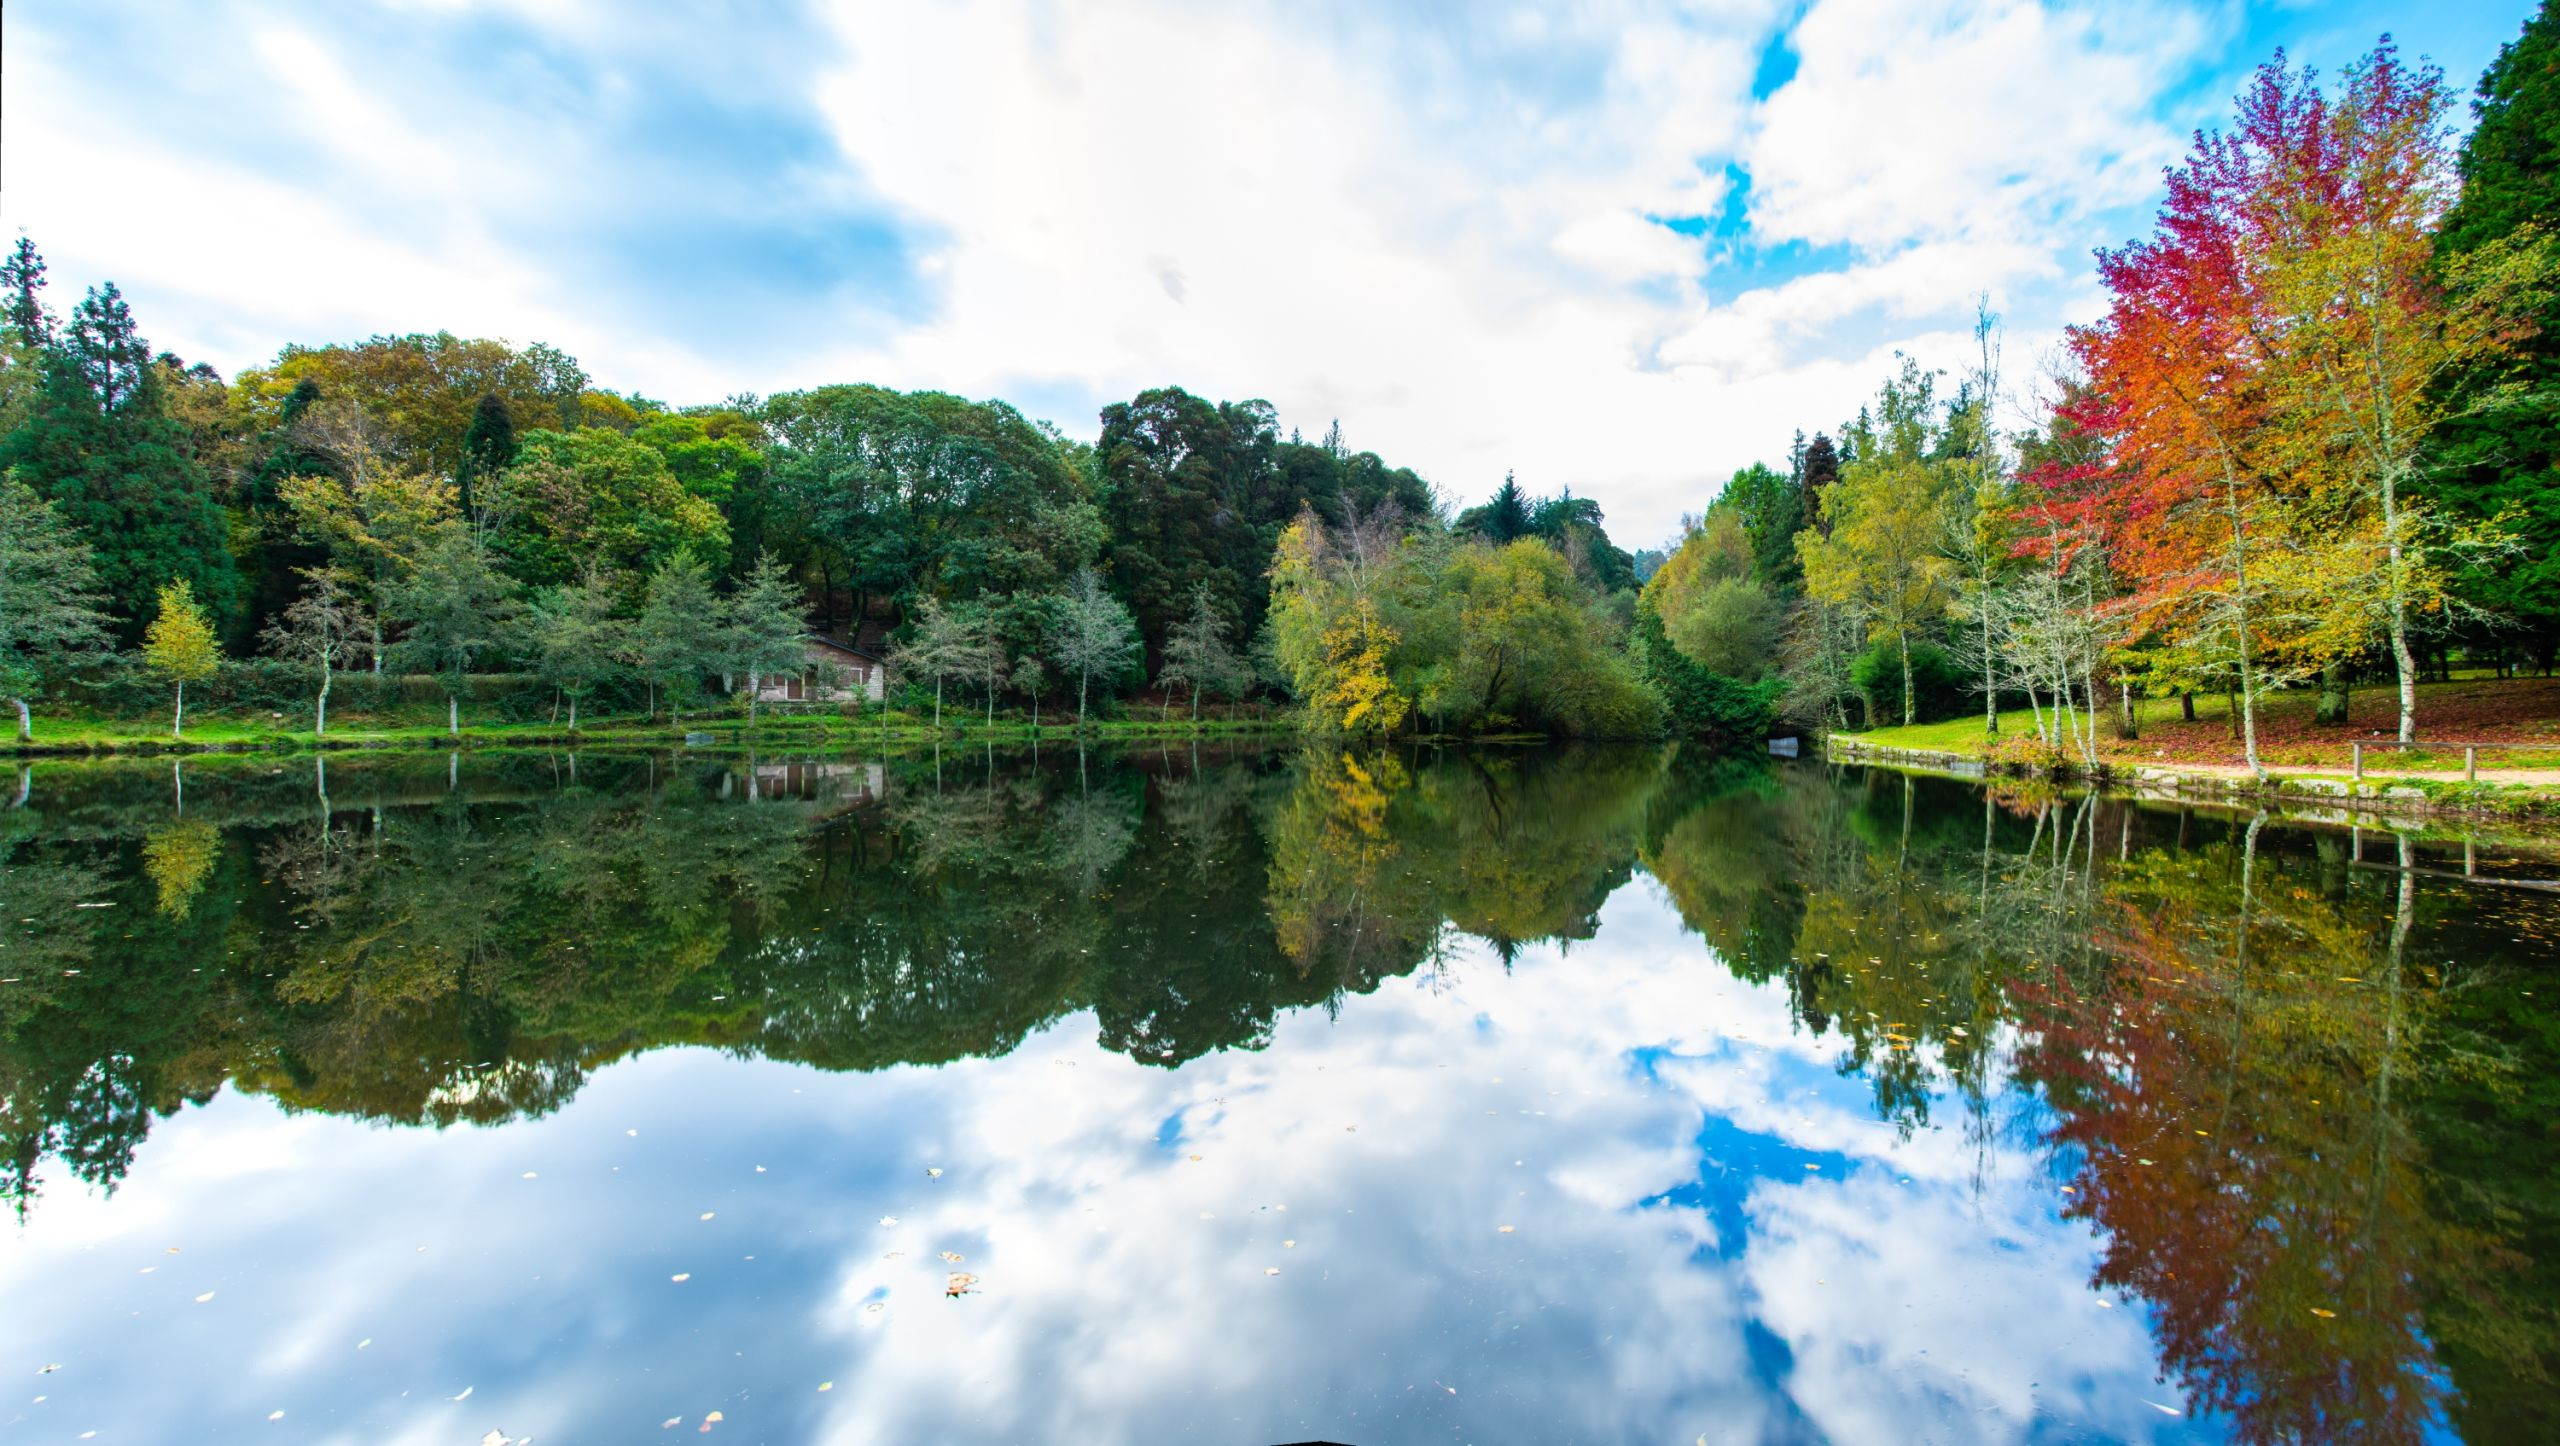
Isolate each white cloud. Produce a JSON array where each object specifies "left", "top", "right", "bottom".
[{"left": 0, "top": 0, "right": 2234, "bottom": 541}]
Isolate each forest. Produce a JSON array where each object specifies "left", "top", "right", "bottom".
[{"left": 4, "top": 17, "right": 2558, "bottom": 757}]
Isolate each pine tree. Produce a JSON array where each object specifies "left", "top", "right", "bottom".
[
  {"left": 456, "top": 389, "right": 518, "bottom": 524},
  {"left": 633, "top": 550, "right": 722, "bottom": 723},
  {"left": 724, "top": 551, "right": 808, "bottom": 724},
  {"left": 0, "top": 239, "right": 49, "bottom": 346},
  {"left": 0, "top": 282, "right": 239, "bottom": 637}
]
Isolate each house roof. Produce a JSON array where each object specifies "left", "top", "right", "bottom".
[{"left": 806, "top": 632, "right": 886, "bottom": 663}]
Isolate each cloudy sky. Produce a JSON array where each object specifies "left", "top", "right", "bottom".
[{"left": 0, "top": 0, "right": 2534, "bottom": 543}]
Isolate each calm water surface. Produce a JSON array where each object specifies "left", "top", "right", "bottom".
[{"left": 2, "top": 746, "right": 2554, "bottom": 1444}]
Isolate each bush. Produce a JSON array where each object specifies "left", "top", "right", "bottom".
[
  {"left": 1985, "top": 731, "right": 2070, "bottom": 776},
  {"left": 1851, "top": 639, "right": 1968, "bottom": 724},
  {"left": 1636, "top": 602, "right": 1776, "bottom": 744}
]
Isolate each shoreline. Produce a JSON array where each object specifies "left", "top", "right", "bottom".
[{"left": 1823, "top": 733, "right": 2560, "bottom": 824}]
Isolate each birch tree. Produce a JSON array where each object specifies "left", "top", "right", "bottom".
[
  {"left": 0, "top": 474, "right": 110, "bottom": 742},
  {"left": 261, "top": 567, "right": 373, "bottom": 736}
]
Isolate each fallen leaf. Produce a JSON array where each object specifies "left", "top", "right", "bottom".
[
  {"left": 818, "top": 1382, "right": 833, "bottom": 1392},
  {"left": 925, "top": 1168, "right": 943, "bottom": 1180},
  {"left": 1265, "top": 1267, "right": 1280, "bottom": 1276},
  {"left": 939, "top": 1252, "right": 965, "bottom": 1264},
  {"left": 945, "top": 1272, "right": 978, "bottom": 1297},
  {"left": 268, "top": 1412, "right": 285, "bottom": 1422},
  {"left": 521, "top": 1172, "right": 537, "bottom": 1180},
  {"left": 482, "top": 1432, "right": 514, "bottom": 1446},
  {"left": 2310, "top": 1308, "right": 2337, "bottom": 1319},
  {"left": 879, "top": 1216, "right": 898, "bottom": 1228},
  {"left": 1283, "top": 1240, "right": 1296, "bottom": 1248},
  {"left": 1498, "top": 1225, "right": 1515, "bottom": 1234},
  {"left": 452, "top": 1386, "right": 474, "bottom": 1402},
  {"left": 39, "top": 1364, "right": 59, "bottom": 1374},
  {"left": 195, "top": 1292, "right": 216, "bottom": 1303},
  {"left": 664, "top": 1417, "right": 682, "bottom": 1429},
  {"left": 671, "top": 1273, "right": 691, "bottom": 1283},
  {"left": 700, "top": 1213, "right": 715, "bottom": 1221},
  {"left": 357, "top": 1339, "right": 371, "bottom": 1349}
]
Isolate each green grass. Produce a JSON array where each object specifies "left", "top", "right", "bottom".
[{"left": 10, "top": 702, "right": 1299, "bottom": 755}]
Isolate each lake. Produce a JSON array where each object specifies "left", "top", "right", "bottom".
[{"left": 3, "top": 745, "right": 2554, "bottom": 1444}]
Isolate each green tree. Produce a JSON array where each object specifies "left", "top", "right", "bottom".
[
  {"left": 1157, "top": 584, "right": 1247, "bottom": 722},
  {"left": 633, "top": 550, "right": 723, "bottom": 723},
  {"left": 725, "top": 551, "right": 810, "bottom": 725},
  {"left": 383, "top": 529, "right": 518, "bottom": 735},
  {"left": 1048, "top": 567, "right": 1141, "bottom": 730},
  {"left": 888, "top": 595, "right": 974, "bottom": 732},
  {"left": 0, "top": 473, "right": 111, "bottom": 741},
  {"left": 523, "top": 567, "right": 629, "bottom": 730},
  {"left": 455, "top": 390, "right": 516, "bottom": 522},
  {"left": 489, "top": 427, "right": 729, "bottom": 587},
  {"left": 1456, "top": 471, "right": 1534, "bottom": 543},
  {"left": 260, "top": 567, "right": 373, "bottom": 736},
  {"left": 141, "top": 579, "right": 220, "bottom": 738},
  {"left": 2428, "top": 1, "right": 2560, "bottom": 672},
  {"left": 0, "top": 280, "right": 239, "bottom": 637}
]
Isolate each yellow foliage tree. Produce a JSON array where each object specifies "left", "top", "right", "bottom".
[{"left": 141, "top": 580, "right": 221, "bottom": 738}]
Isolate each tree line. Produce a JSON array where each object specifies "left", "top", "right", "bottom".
[{"left": 1638, "top": 19, "right": 2560, "bottom": 775}]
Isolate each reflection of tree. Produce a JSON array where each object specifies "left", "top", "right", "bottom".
[
  {"left": 2009, "top": 822, "right": 2508, "bottom": 1441},
  {"left": 141, "top": 819, "right": 220, "bottom": 917},
  {"left": 4, "top": 746, "right": 2554, "bottom": 1436}
]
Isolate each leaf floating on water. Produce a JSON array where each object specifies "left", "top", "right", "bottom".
[
  {"left": 521, "top": 1172, "right": 538, "bottom": 1180},
  {"left": 195, "top": 1292, "right": 216, "bottom": 1303},
  {"left": 269, "top": 1410, "right": 285, "bottom": 1421},
  {"left": 879, "top": 1217, "right": 898, "bottom": 1228},
  {"left": 1188, "top": 1155, "right": 1203, "bottom": 1163},
  {"left": 1803, "top": 1164, "right": 1820, "bottom": 1171},
  {"left": 663, "top": 1418, "right": 682, "bottom": 1430},
  {"left": 357, "top": 1338, "right": 371, "bottom": 1350},
  {"left": 2310, "top": 1308, "right": 2337, "bottom": 1319},
  {"left": 39, "top": 1363, "right": 60, "bottom": 1374},
  {"left": 2145, "top": 1401, "right": 2183, "bottom": 1416},
  {"left": 700, "top": 1410, "right": 724, "bottom": 1432},
  {"left": 925, "top": 1168, "right": 943, "bottom": 1180},
  {"left": 1498, "top": 1225, "right": 1516, "bottom": 1234},
  {"left": 700, "top": 1213, "right": 715, "bottom": 1221},
  {"left": 481, "top": 1432, "right": 514, "bottom": 1446},
  {"left": 939, "top": 1252, "right": 965, "bottom": 1264},
  {"left": 818, "top": 1382, "right": 833, "bottom": 1392},
  {"left": 452, "top": 1386, "right": 474, "bottom": 1401},
  {"left": 945, "top": 1272, "right": 978, "bottom": 1297},
  {"left": 1265, "top": 1267, "right": 1280, "bottom": 1276}
]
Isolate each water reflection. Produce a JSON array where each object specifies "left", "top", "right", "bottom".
[{"left": 2, "top": 747, "right": 2554, "bottom": 1442}]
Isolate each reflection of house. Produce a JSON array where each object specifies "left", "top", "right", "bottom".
[
  {"left": 754, "top": 630, "right": 891, "bottom": 704},
  {"left": 742, "top": 761, "right": 887, "bottom": 803}
]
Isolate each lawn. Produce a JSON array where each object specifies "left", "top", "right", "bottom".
[{"left": 1838, "top": 675, "right": 2560, "bottom": 772}]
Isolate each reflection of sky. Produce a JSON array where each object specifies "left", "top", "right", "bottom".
[{"left": 5, "top": 882, "right": 2227, "bottom": 1443}]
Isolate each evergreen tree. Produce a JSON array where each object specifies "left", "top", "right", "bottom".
[
  {"left": 1457, "top": 471, "right": 1534, "bottom": 543},
  {"left": 383, "top": 529, "right": 518, "bottom": 734},
  {"left": 633, "top": 550, "right": 722, "bottom": 723},
  {"left": 0, "top": 238, "right": 49, "bottom": 346},
  {"left": 524, "top": 566, "right": 629, "bottom": 730},
  {"left": 0, "top": 282, "right": 239, "bottom": 638},
  {"left": 724, "top": 551, "right": 809, "bottom": 724},
  {"left": 0, "top": 474, "right": 111, "bottom": 740},
  {"left": 2428, "top": 0, "right": 2560, "bottom": 671},
  {"left": 456, "top": 389, "right": 518, "bottom": 523}
]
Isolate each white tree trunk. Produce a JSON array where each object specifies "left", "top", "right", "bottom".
[{"left": 11, "top": 696, "right": 28, "bottom": 743}]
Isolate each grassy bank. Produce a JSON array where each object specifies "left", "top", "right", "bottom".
[
  {"left": 7, "top": 701, "right": 1298, "bottom": 756},
  {"left": 1828, "top": 676, "right": 2560, "bottom": 820}
]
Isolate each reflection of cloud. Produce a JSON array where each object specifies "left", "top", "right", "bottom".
[{"left": 3, "top": 878, "right": 2204, "bottom": 1442}]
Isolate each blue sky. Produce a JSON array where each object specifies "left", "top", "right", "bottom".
[{"left": 0, "top": 0, "right": 2536, "bottom": 542}]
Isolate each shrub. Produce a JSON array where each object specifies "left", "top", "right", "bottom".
[
  {"left": 1851, "top": 639, "right": 1968, "bottom": 724},
  {"left": 1636, "top": 602, "right": 1775, "bottom": 745}
]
